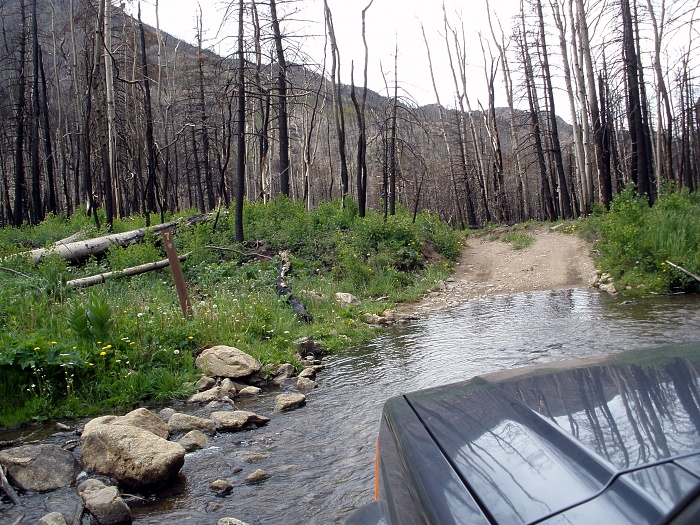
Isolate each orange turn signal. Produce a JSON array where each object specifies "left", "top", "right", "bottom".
[{"left": 374, "top": 438, "right": 380, "bottom": 500}]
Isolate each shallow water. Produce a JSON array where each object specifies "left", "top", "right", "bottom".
[{"left": 2, "top": 290, "right": 700, "bottom": 525}]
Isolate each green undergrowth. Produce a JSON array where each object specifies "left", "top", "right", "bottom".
[
  {"left": 0, "top": 199, "right": 461, "bottom": 427},
  {"left": 580, "top": 187, "right": 700, "bottom": 295}
]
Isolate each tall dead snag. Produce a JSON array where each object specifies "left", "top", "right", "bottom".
[
  {"left": 324, "top": 0, "right": 349, "bottom": 199},
  {"left": 574, "top": 0, "right": 610, "bottom": 207},
  {"left": 621, "top": 0, "right": 653, "bottom": 203},
  {"left": 30, "top": 0, "right": 42, "bottom": 224},
  {"left": 350, "top": 0, "right": 374, "bottom": 217},
  {"left": 535, "top": 0, "right": 572, "bottom": 218},
  {"left": 519, "top": 4, "right": 555, "bottom": 221},
  {"left": 251, "top": 0, "right": 271, "bottom": 202},
  {"left": 195, "top": 8, "right": 215, "bottom": 210},
  {"left": 551, "top": 0, "right": 587, "bottom": 215},
  {"left": 444, "top": 11, "right": 480, "bottom": 225},
  {"left": 235, "top": 0, "right": 245, "bottom": 243},
  {"left": 138, "top": 3, "right": 159, "bottom": 224},
  {"left": 13, "top": 0, "right": 27, "bottom": 226},
  {"left": 269, "top": 0, "right": 290, "bottom": 197},
  {"left": 422, "top": 24, "right": 465, "bottom": 229},
  {"left": 487, "top": 2, "right": 527, "bottom": 221}
]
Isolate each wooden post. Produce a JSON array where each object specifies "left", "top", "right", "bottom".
[{"left": 161, "top": 228, "right": 193, "bottom": 317}]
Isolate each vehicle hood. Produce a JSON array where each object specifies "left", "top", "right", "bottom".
[{"left": 404, "top": 342, "right": 700, "bottom": 524}]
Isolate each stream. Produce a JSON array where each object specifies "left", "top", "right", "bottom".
[{"left": 2, "top": 289, "right": 700, "bottom": 525}]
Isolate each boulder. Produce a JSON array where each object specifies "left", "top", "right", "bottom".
[
  {"left": 0, "top": 444, "right": 79, "bottom": 492},
  {"left": 274, "top": 393, "right": 306, "bottom": 412},
  {"left": 195, "top": 346, "right": 261, "bottom": 378},
  {"left": 298, "top": 366, "right": 319, "bottom": 379},
  {"left": 335, "top": 292, "right": 360, "bottom": 307},
  {"left": 210, "top": 411, "right": 271, "bottom": 432},
  {"left": 36, "top": 512, "right": 69, "bottom": 525},
  {"left": 363, "top": 313, "right": 389, "bottom": 325},
  {"left": 244, "top": 469, "right": 270, "bottom": 484},
  {"left": 78, "top": 479, "right": 131, "bottom": 525},
  {"left": 217, "top": 519, "right": 251, "bottom": 525},
  {"left": 81, "top": 426, "right": 185, "bottom": 489},
  {"left": 82, "top": 408, "right": 169, "bottom": 440},
  {"left": 168, "top": 413, "right": 217, "bottom": 436},
  {"left": 178, "top": 430, "right": 210, "bottom": 453}
]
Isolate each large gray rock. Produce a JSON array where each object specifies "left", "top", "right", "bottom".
[
  {"left": 210, "top": 411, "right": 271, "bottom": 431},
  {"left": 36, "top": 512, "right": 69, "bottom": 525},
  {"left": 195, "top": 346, "right": 261, "bottom": 378},
  {"left": 78, "top": 479, "right": 131, "bottom": 525},
  {"left": 82, "top": 408, "right": 169, "bottom": 440},
  {"left": 0, "top": 444, "right": 79, "bottom": 492},
  {"left": 168, "top": 413, "right": 217, "bottom": 436},
  {"left": 81, "top": 426, "right": 185, "bottom": 489},
  {"left": 274, "top": 393, "right": 306, "bottom": 412}
]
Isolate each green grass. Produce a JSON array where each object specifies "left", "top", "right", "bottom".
[
  {"left": 582, "top": 187, "right": 700, "bottom": 295},
  {"left": 0, "top": 199, "right": 460, "bottom": 427}
]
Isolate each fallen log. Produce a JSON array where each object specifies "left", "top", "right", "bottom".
[
  {"left": 0, "top": 464, "right": 21, "bottom": 506},
  {"left": 275, "top": 251, "right": 313, "bottom": 322},
  {"left": 14, "top": 214, "right": 206, "bottom": 264},
  {"left": 66, "top": 254, "right": 189, "bottom": 288},
  {"left": 665, "top": 260, "right": 700, "bottom": 283}
]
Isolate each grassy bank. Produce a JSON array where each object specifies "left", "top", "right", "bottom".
[
  {"left": 0, "top": 199, "right": 461, "bottom": 427},
  {"left": 580, "top": 188, "right": 700, "bottom": 295}
]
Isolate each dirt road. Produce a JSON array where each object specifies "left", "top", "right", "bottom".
[{"left": 403, "top": 227, "right": 598, "bottom": 316}]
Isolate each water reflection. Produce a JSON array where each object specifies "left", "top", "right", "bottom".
[{"left": 2, "top": 290, "right": 699, "bottom": 524}]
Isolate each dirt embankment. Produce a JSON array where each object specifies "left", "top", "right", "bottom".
[{"left": 403, "top": 227, "right": 599, "bottom": 316}]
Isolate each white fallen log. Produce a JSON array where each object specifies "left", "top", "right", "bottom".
[
  {"left": 66, "top": 254, "right": 189, "bottom": 288},
  {"left": 13, "top": 214, "right": 206, "bottom": 264}
]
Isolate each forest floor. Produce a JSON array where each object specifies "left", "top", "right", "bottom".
[{"left": 400, "top": 226, "right": 599, "bottom": 317}]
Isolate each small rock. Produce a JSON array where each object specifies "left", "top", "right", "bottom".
[
  {"left": 187, "top": 386, "right": 229, "bottom": 404},
  {"left": 168, "top": 413, "right": 217, "bottom": 436},
  {"left": 210, "top": 411, "right": 271, "bottom": 431},
  {"left": 237, "top": 386, "right": 262, "bottom": 396},
  {"left": 298, "top": 367, "right": 316, "bottom": 379},
  {"left": 54, "top": 422, "right": 72, "bottom": 432},
  {"left": 296, "top": 377, "right": 317, "bottom": 392},
  {"left": 209, "top": 479, "right": 233, "bottom": 495},
  {"left": 220, "top": 378, "right": 238, "bottom": 395},
  {"left": 274, "top": 393, "right": 306, "bottom": 412},
  {"left": 270, "top": 363, "right": 296, "bottom": 386},
  {"left": 195, "top": 375, "right": 216, "bottom": 391},
  {"left": 159, "top": 408, "right": 176, "bottom": 422},
  {"left": 195, "top": 346, "right": 262, "bottom": 379},
  {"left": 362, "top": 313, "right": 387, "bottom": 325},
  {"left": 241, "top": 453, "right": 269, "bottom": 464},
  {"left": 294, "top": 337, "right": 325, "bottom": 360},
  {"left": 244, "top": 469, "right": 270, "bottom": 484},
  {"left": 36, "top": 512, "right": 69, "bottom": 525},
  {"left": 217, "top": 519, "right": 251, "bottom": 525},
  {"left": 599, "top": 282, "right": 618, "bottom": 295},
  {"left": 178, "top": 430, "right": 210, "bottom": 453},
  {"left": 77, "top": 479, "right": 131, "bottom": 525},
  {"left": 335, "top": 292, "right": 361, "bottom": 307}
]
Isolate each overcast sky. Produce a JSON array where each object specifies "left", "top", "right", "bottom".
[{"left": 130, "top": 0, "right": 523, "bottom": 108}]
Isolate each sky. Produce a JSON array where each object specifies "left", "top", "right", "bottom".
[{"left": 130, "top": 0, "right": 523, "bottom": 108}]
